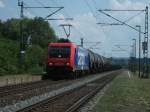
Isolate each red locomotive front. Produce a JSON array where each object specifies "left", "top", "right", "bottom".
[{"left": 46, "top": 42, "right": 76, "bottom": 78}]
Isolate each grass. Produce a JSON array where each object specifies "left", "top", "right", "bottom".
[{"left": 93, "top": 71, "right": 150, "bottom": 112}]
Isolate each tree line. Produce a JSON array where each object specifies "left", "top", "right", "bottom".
[{"left": 0, "top": 17, "right": 58, "bottom": 75}]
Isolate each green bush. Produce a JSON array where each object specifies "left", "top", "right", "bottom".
[
  {"left": 24, "top": 45, "right": 45, "bottom": 73},
  {"left": 27, "top": 65, "right": 44, "bottom": 74},
  {"left": 0, "top": 38, "right": 47, "bottom": 75},
  {"left": 0, "top": 38, "right": 19, "bottom": 75}
]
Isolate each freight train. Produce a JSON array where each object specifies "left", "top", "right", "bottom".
[{"left": 45, "top": 41, "right": 120, "bottom": 79}]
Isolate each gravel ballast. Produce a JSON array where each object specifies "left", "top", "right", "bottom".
[{"left": 0, "top": 71, "right": 120, "bottom": 112}]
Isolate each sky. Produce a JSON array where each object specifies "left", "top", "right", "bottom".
[{"left": 0, "top": 0, "right": 150, "bottom": 58}]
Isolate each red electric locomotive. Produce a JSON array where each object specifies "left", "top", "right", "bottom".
[
  {"left": 46, "top": 41, "right": 90, "bottom": 78},
  {"left": 46, "top": 42, "right": 75, "bottom": 78}
]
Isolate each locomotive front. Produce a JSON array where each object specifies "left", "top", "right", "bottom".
[{"left": 46, "top": 42, "right": 76, "bottom": 78}]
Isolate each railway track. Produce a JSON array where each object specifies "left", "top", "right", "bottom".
[
  {"left": 18, "top": 72, "right": 118, "bottom": 112},
  {"left": 0, "top": 79, "right": 71, "bottom": 107},
  {"left": 0, "top": 80, "right": 46, "bottom": 92}
]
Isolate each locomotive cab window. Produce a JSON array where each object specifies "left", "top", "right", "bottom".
[{"left": 49, "top": 46, "right": 70, "bottom": 58}]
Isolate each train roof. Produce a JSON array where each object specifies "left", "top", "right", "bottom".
[
  {"left": 48, "top": 42, "right": 108, "bottom": 61},
  {"left": 48, "top": 42, "right": 76, "bottom": 47}
]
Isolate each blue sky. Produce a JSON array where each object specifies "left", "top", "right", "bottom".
[{"left": 0, "top": 0, "right": 150, "bottom": 58}]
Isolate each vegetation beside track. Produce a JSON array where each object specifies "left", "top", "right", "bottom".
[
  {"left": 0, "top": 17, "right": 57, "bottom": 75},
  {"left": 93, "top": 71, "right": 150, "bottom": 112}
]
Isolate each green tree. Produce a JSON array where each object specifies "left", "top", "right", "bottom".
[
  {"left": 1, "top": 17, "right": 57, "bottom": 47},
  {"left": 1, "top": 18, "right": 20, "bottom": 40},
  {"left": 26, "top": 17, "right": 57, "bottom": 48},
  {"left": 0, "top": 17, "right": 57, "bottom": 75},
  {"left": 0, "top": 38, "right": 19, "bottom": 75}
]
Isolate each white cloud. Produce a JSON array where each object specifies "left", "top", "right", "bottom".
[
  {"left": 25, "top": 11, "right": 34, "bottom": 18},
  {"left": 71, "top": 12, "right": 107, "bottom": 43},
  {"left": 0, "top": 0, "right": 5, "bottom": 8},
  {"left": 109, "top": 0, "right": 146, "bottom": 25},
  {"left": 110, "top": 0, "right": 146, "bottom": 10}
]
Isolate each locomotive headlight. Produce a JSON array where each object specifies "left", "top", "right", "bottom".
[
  {"left": 66, "top": 63, "right": 70, "bottom": 66},
  {"left": 49, "top": 62, "right": 53, "bottom": 65}
]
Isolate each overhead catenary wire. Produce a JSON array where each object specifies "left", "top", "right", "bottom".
[
  {"left": 50, "top": 0, "right": 89, "bottom": 41},
  {"left": 97, "top": 7, "right": 149, "bottom": 61},
  {"left": 35, "top": 0, "right": 46, "bottom": 7},
  {"left": 23, "top": 2, "right": 40, "bottom": 17},
  {"left": 39, "top": 1, "right": 73, "bottom": 39},
  {"left": 92, "top": 0, "right": 98, "bottom": 9},
  {"left": 51, "top": 0, "right": 108, "bottom": 50},
  {"left": 99, "top": 9, "right": 145, "bottom": 11},
  {"left": 83, "top": 0, "right": 98, "bottom": 19},
  {"left": 123, "top": 10, "right": 144, "bottom": 23},
  {"left": 98, "top": 10, "right": 144, "bottom": 26},
  {"left": 88, "top": 42, "right": 101, "bottom": 49},
  {"left": 20, "top": 0, "right": 56, "bottom": 18},
  {"left": 112, "top": 45, "right": 130, "bottom": 53},
  {"left": 84, "top": 0, "right": 112, "bottom": 56},
  {"left": 98, "top": 10, "right": 145, "bottom": 34},
  {"left": 83, "top": 0, "right": 107, "bottom": 38},
  {"left": 32, "top": 0, "right": 64, "bottom": 19},
  {"left": 51, "top": 0, "right": 71, "bottom": 18}
]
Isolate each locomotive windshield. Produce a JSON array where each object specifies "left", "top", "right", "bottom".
[{"left": 49, "top": 46, "right": 70, "bottom": 58}]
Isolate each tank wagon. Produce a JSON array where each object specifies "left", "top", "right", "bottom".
[{"left": 46, "top": 42, "right": 119, "bottom": 78}]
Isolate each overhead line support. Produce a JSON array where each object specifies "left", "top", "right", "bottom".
[
  {"left": 99, "top": 9, "right": 145, "bottom": 11},
  {"left": 98, "top": 10, "right": 145, "bottom": 34},
  {"left": 142, "top": 6, "right": 149, "bottom": 78},
  {"left": 97, "top": 23, "right": 123, "bottom": 26},
  {"left": 45, "top": 7, "right": 64, "bottom": 19},
  {"left": 17, "top": 0, "right": 66, "bottom": 68},
  {"left": 24, "top": 6, "right": 64, "bottom": 8},
  {"left": 45, "top": 18, "right": 73, "bottom": 21},
  {"left": 98, "top": 7, "right": 149, "bottom": 78},
  {"left": 18, "top": 0, "right": 25, "bottom": 69}
]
